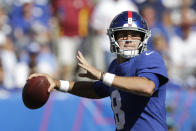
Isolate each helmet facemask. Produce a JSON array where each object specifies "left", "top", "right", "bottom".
[{"left": 108, "top": 28, "right": 151, "bottom": 59}]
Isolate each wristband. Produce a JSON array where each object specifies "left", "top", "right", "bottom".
[
  {"left": 103, "top": 73, "right": 115, "bottom": 87},
  {"left": 59, "top": 80, "right": 70, "bottom": 92}
]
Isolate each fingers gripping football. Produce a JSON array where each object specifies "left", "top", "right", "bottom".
[
  {"left": 76, "top": 51, "right": 101, "bottom": 80},
  {"left": 28, "top": 73, "right": 57, "bottom": 92}
]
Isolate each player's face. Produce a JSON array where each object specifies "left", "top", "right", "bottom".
[{"left": 116, "top": 30, "right": 141, "bottom": 50}]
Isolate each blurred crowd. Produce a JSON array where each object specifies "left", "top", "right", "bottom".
[{"left": 0, "top": 0, "right": 196, "bottom": 92}]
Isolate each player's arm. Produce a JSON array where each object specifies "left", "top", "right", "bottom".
[
  {"left": 55, "top": 80, "right": 103, "bottom": 99},
  {"left": 76, "top": 50, "right": 155, "bottom": 97},
  {"left": 28, "top": 73, "right": 103, "bottom": 99}
]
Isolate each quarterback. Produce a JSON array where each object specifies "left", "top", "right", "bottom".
[{"left": 29, "top": 11, "right": 168, "bottom": 131}]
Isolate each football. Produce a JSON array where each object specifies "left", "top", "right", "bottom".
[{"left": 22, "top": 76, "right": 50, "bottom": 109}]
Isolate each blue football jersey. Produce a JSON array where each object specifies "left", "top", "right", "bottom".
[{"left": 94, "top": 50, "right": 168, "bottom": 131}]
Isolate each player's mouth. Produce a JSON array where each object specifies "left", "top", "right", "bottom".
[{"left": 124, "top": 44, "right": 136, "bottom": 49}]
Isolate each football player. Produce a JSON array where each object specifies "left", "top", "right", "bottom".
[{"left": 29, "top": 11, "right": 168, "bottom": 131}]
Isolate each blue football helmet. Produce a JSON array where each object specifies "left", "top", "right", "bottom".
[{"left": 107, "top": 11, "right": 151, "bottom": 59}]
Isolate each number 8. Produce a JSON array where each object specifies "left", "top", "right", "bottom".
[{"left": 111, "top": 90, "right": 125, "bottom": 130}]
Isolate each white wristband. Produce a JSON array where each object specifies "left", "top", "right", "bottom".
[
  {"left": 59, "top": 80, "right": 70, "bottom": 92},
  {"left": 103, "top": 73, "right": 115, "bottom": 87}
]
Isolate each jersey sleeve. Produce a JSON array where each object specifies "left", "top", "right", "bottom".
[
  {"left": 136, "top": 51, "right": 168, "bottom": 87},
  {"left": 138, "top": 72, "right": 160, "bottom": 92}
]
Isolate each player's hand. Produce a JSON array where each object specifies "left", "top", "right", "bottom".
[
  {"left": 76, "top": 50, "right": 101, "bottom": 80},
  {"left": 28, "top": 73, "right": 59, "bottom": 93}
]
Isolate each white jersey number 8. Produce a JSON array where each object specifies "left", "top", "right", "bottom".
[{"left": 111, "top": 90, "right": 125, "bottom": 130}]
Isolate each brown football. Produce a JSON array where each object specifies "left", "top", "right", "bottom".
[{"left": 22, "top": 76, "right": 50, "bottom": 109}]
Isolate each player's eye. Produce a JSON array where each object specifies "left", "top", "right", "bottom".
[{"left": 116, "top": 31, "right": 142, "bottom": 41}]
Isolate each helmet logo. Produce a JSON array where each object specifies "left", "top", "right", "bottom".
[
  {"left": 128, "top": 11, "right": 132, "bottom": 26},
  {"left": 128, "top": 18, "right": 132, "bottom": 26}
]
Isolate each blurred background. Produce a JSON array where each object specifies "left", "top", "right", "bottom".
[{"left": 0, "top": 0, "right": 196, "bottom": 130}]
